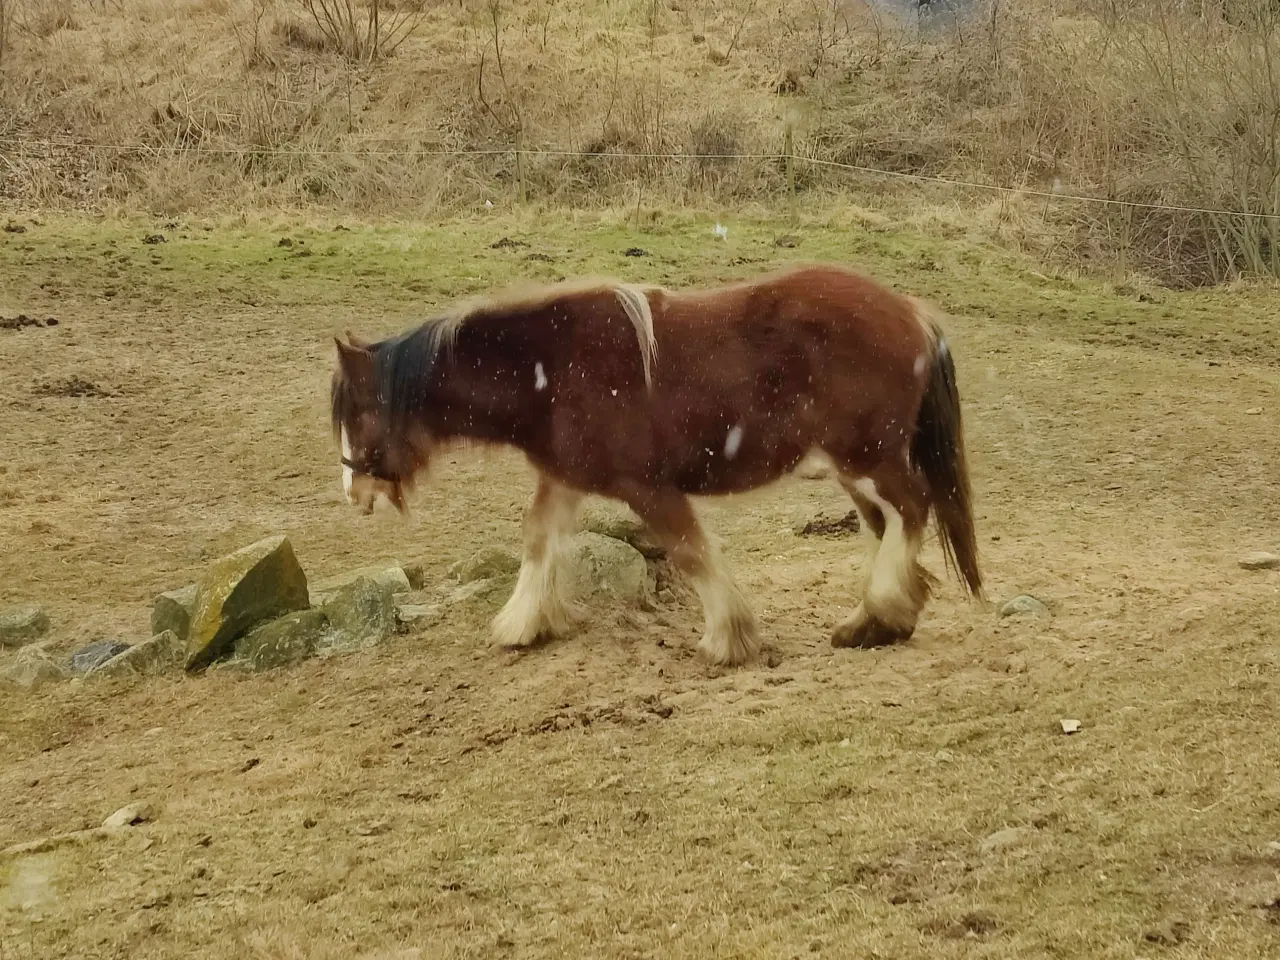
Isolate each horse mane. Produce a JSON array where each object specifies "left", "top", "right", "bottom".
[{"left": 331, "top": 277, "right": 660, "bottom": 438}]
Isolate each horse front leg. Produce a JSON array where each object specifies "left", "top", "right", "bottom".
[
  {"left": 491, "top": 472, "right": 584, "bottom": 649},
  {"left": 620, "top": 485, "right": 759, "bottom": 667}
]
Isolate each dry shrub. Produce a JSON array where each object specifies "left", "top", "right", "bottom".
[{"left": 298, "top": 0, "right": 425, "bottom": 61}]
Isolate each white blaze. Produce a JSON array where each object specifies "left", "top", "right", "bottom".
[{"left": 340, "top": 427, "right": 353, "bottom": 499}]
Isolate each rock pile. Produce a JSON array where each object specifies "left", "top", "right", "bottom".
[{"left": 1, "top": 520, "right": 659, "bottom": 688}]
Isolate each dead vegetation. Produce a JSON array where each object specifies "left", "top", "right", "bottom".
[{"left": 1, "top": 0, "right": 1279, "bottom": 285}]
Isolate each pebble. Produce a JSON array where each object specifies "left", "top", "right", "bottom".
[
  {"left": 1238, "top": 551, "right": 1280, "bottom": 571},
  {"left": 999, "top": 595, "right": 1051, "bottom": 619}
]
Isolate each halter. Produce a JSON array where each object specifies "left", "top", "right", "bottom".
[{"left": 341, "top": 455, "right": 400, "bottom": 484}]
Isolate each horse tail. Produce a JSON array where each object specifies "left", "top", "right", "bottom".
[{"left": 910, "top": 301, "right": 984, "bottom": 600}]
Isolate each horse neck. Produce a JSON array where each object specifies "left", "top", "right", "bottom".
[{"left": 425, "top": 308, "right": 542, "bottom": 447}]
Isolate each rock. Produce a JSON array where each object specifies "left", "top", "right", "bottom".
[
  {"left": 795, "top": 452, "right": 832, "bottom": 480},
  {"left": 68, "top": 640, "right": 132, "bottom": 675},
  {"left": 235, "top": 610, "right": 328, "bottom": 670},
  {"left": 1143, "top": 920, "right": 1189, "bottom": 946},
  {"left": 397, "top": 603, "right": 441, "bottom": 628},
  {"left": 1, "top": 647, "right": 66, "bottom": 691},
  {"left": 445, "top": 579, "right": 501, "bottom": 605},
  {"left": 580, "top": 510, "right": 666, "bottom": 559},
  {"left": 1238, "top": 551, "right": 1280, "bottom": 571},
  {"left": 1060, "top": 719, "right": 1082, "bottom": 734},
  {"left": 449, "top": 547, "right": 520, "bottom": 584},
  {"left": 88, "top": 631, "right": 181, "bottom": 679},
  {"left": 312, "top": 565, "right": 412, "bottom": 600},
  {"left": 151, "top": 584, "right": 197, "bottom": 641},
  {"left": 402, "top": 562, "right": 427, "bottom": 590},
  {"left": 999, "top": 595, "right": 1051, "bottom": 619},
  {"left": 102, "top": 802, "right": 153, "bottom": 829},
  {"left": 185, "top": 535, "right": 310, "bottom": 672},
  {"left": 321, "top": 577, "right": 395, "bottom": 651},
  {"left": 0, "top": 605, "right": 50, "bottom": 648},
  {"left": 980, "top": 826, "right": 1030, "bottom": 854},
  {"left": 567, "top": 532, "right": 653, "bottom": 607}
]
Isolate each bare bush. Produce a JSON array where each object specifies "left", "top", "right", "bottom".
[{"left": 299, "top": 0, "right": 424, "bottom": 62}]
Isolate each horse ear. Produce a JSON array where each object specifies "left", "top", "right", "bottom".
[
  {"left": 334, "top": 337, "right": 375, "bottom": 392},
  {"left": 345, "top": 329, "right": 370, "bottom": 348}
]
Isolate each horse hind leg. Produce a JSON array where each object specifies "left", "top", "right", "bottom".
[
  {"left": 491, "top": 473, "right": 584, "bottom": 649},
  {"left": 831, "top": 464, "right": 935, "bottom": 650},
  {"left": 622, "top": 486, "right": 759, "bottom": 667}
]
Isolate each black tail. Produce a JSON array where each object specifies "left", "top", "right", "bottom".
[{"left": 911, "top": 315, "right": 984, "bottom": 599}]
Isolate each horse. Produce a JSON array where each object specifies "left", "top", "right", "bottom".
[{"left": 329, "top": 262, "right": 984, "bottom": 666}]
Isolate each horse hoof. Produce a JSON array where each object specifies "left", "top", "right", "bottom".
[{"left": 831, "top": 619, "right": 912, "bottom": 650}]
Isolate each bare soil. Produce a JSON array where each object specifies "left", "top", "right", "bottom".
[{"left": 1, "top": 213, "right": 1279, "bottom": 958}]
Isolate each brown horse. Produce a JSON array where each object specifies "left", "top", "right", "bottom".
[{"left": 330, "top": 263, "right": 984, "bottom": 666}]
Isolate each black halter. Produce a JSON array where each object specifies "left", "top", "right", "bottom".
[{"left": 342, "top": 455, "right": 399, "bottom": 484}]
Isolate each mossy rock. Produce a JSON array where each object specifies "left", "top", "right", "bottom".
[{"left": 185, "top": 535, "right": 310, "bottom": 672}]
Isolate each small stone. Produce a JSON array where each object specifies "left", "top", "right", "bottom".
[
  {"left": 320, "top": 577, "right": 396, "bottom": 651},
  {"left": 794, "top": 452, "right": 832, "bottom": 480},
  {"left": 567, "top": 533, "right": 653, "bottom": 607},
  {"left": 103, "top": 802, "right": 153, "bottom": 829},
  {"left": 448, "top": 547, "right": 520, "bottom": 584},
  {"left": 445, "top": 579, "right": 500, "bottom": 605},
  {"left": 1245, "top": 407, "right": 1262, "bottom": 415},
  {"left": 355, "top": 820, "right": 391, "bottom": 837},
  {"left": 999, "top": 595, "right": 1051, "bottom": 619},
  {"left": 185, "top": 535, "right": 310, "bottom": 672},
  {"left": 396, "top": 603, "right": 442, "bottom": 628},
  {"left": 1238, "top": 551, "right": 1280, "bottom": 571},
  {"left": 1265, "top": 841, "right": 1280, "bottom": 854},
  {"left": 311, "top": 565, "right": 412, "bottom": 601},
  {"left": 88, "top": 631, "right": 181, "bottom": 679},
  {"left": 980, "top": 826, "right": 1029, "bottom": 854},
  {"left": 1143, "top": 920, "right": 1189, "bottom": 946},
  {"left": 838, "top": 738, "right": 852, "bottom": 748},
  {"left": 68, "top": 640, "right": 132, "bottom": 676},
  {"left": 235, "top": 610, "right": 328, "bottom": 670},
  {"left": 1060, "top": 719, "right": 1082, "bottom": 734},
  {"left": 402, "top": 562, "right": 427, "bottom": 590},
  {"left": 151, "top": 585, "right": 197, "bottom": 642},
  {"left": 1, "top": 646, "right": 66, "bottom": 690},
  {"left": 0, "top": 605, "right": 51, "bottom": 648}
]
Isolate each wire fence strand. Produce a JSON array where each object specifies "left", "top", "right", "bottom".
[{"left": 4, "top": 134, "right": 1280, "bottom": 222}]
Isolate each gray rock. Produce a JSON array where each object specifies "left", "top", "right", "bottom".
[
  {"left": 580, "top": 512, "right": 667, "bottom": 559},
  {"left": 87, "top": 631, "right": 181, "bottom": 679},
  {"left": 445, "top": 579, "right": 501, "bottom": 605},
  {"left": 321, "top": 577, "right": 395, "bottom": 651},
  {"left": 185, "top": 535, "right": 310, "bottom": 672},
  {"left": 397, "top": 603, "right": 442, "bottom": 629},
  {"left": 402, "top": 562, "right": 427, "bottom": 590},
  {"left": 567, "top": 532, "right": 653, "bottom": 606},
  {"left": 1238, "top": 551, "right": 1280, "bottom": 571},
  {"left": 980, "top": 826, "right": 1030, "bottom": 854},
  {"left": 999, "top": 595, "right": 1051, "bottom": 619},
  {"left": 236, "top": 609, "right": 329, "bottom": 670},
  {"left": 449, "top": 547, "right": 521, "bottom": 584},
  {"left": 0, "top": 605, "right": 50, "bottom": 649},
  {"left": 795, "top": 452, "right": 833, "bottom": 480},
  {"left": 2, "top": 647, "right": 66, "bottom": 690},
  {"left": 102, "top": 802, "right": 154, "bottom": 829},
  {"left": 151, "top": 584, "right": 197, "bottom": 642},
  {"left": 69, "top": 640, "right": 132, "bottom": 675},
  {"left": 311, "top": 565, "right": 412, "bottom": 601}
]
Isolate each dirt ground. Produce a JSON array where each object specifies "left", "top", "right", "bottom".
[{"left": 1, "top": 211, "right": 1279, "bottom": 959}]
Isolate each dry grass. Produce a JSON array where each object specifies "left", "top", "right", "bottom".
[
  {"left": 2, "top": 211, "right": 1280, "bottom": 956},
  {"left": 2, "top": 0, "right": 1279, "bottom": 283}
]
